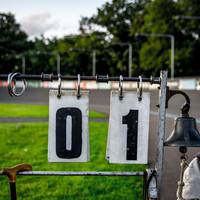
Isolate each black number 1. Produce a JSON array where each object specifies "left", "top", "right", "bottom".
[
  {"left": 56, "top": 107, "right": 82, "bottom": 159},
  {"left": 122, "top": 110, "right": 138, "bottom": 160}
]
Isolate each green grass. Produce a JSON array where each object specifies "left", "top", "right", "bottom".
[
  {"left": 0, "top": 104, "right": 107, "bottom": 118},
  {"left": 89, "top": 111, "right": 107, "bottom": 118},
  {"left": 0, "top": 122, "right": 145, "bottom": 200},
  {"left": 0, "top": 104, "right": 48, "bottom": 118}
]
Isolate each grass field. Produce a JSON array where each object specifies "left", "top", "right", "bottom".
[
  {"left": 0, "top": 104, "right": 145, "bottom": 200},
  {"left": 0, "top": 104, "right": 107, "bottom": 118}
]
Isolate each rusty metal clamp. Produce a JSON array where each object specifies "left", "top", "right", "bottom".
[
  {"left": 76, "top": 74, "right": 81, "bottom": 99},
  {"left": 7, "top": 73, "right": 27, "bottom": 97},
  {"left": 137, "top": 76, "right": 143, "bottom": 101},
  {"left": 118, "top": 75, "right": 123, "bottom": 100}
]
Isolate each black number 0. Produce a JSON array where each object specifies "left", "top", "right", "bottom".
[
  {"left": 56, "top": 107, "right": 82, "bottom": 159},
  {"left": 122, "top": 110, "right": 138, "bottom": 160}
]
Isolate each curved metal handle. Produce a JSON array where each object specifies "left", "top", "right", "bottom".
[{"left": 2, "top": 163, "right": 32, "bottom": 183}]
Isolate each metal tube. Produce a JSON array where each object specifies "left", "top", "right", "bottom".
[
  {"left": 0, "top": 171, "right": 144, "bottom": 176},
  {"left": 128, "top": 43, "right": 132, "bottom": 77},
  {"left": 156, "top": 70, "right": 168, "bottom": 199},
  {"left": 0, "top": 74, "right": 161, "bottom": 84},
  {"left": 92, "top": 50, "right": 96, "bottom": 76}
]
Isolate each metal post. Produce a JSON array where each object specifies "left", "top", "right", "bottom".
[
  {"left": 156, "top": 70, "right": 168, "bottom": 199},
  {"left": 56, "top": 53, "right": 60, "bottom": 74},
  {"left": 128, "top": 43, "right": 132, "bottom": 77},
  {"left": 92, "top": 50, "right": 96, "bottom": 76},
  {"left": 171, "top": 36, "right": 175, "bottom": 80},
  {"left": 22, "top": 55, "right": 26, "bottom": 74}
]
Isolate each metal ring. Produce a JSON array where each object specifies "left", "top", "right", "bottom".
[
  {"left": 7, "top": 73, "right": 27, "bottom": 97},
  {"left": 57, "top": 73, "right": 62, "bottom": 98},
  {"left": 150, "top": 76, "right": 153, "bottom": 85},
  {"left": 137, "top": 76, "right": 143, "bottom": 101},
  {"left": 7, "top": 73, "right": 14, "bottom": 96},
  {"left": 118, "top": 75, "right": 123, "bottom": 100},
  {"left": 76, "top": 74, "right": 81, "bottom": 99},
  {"left": 41, "top": 72, "right": 44, "bottom": 81},
  {"left": 49, "top": 73, "right": 53, "bottom": 82}
]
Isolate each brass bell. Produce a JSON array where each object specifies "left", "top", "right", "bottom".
[{"left": 164, "top": 116, "right": 200, "bottom": 147}]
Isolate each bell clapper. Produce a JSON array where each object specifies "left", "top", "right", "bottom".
[{"left": 176, "top": 147, "right": 188, "bottom": 200}]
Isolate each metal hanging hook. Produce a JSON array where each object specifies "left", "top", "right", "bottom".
[
  {"left": 76, "top": 74, "right": 81, "bottom": 99},
  {"left": 150, "top": 76, "right": 153, "bottom": 85},
  {"left": 7, "top": 72, "right": 27, "bottom": 97},
  {"left": 7, "top": 73, "right": 14, "bottom": 96},
  {"left": 57, "top": 73, "right": 62, "bottom": 98},
  {"left": 137, "top": 76, "right": 143, "bottom": 101},
  {"left": 118, "top": 75, "right": 123, "bottom": 100}
]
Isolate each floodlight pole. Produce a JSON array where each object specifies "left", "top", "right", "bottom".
[
  {"left": 171, "top": 36, "right": 175, "bottom": 80},
  {"left": 128, "top": 43, "right": 133, "bottom": 77},
  {"left": 110, "top": 42, "right": 133, "bottom": 77},
  {"left": 92, "top": 50, "right": 96, "bottom": 76},
  {"left": 22, "top": 55, "right": 26, "bottom": 74},
  {"left": 70, "top": 48, "right": 96, "bottom": 76},
  {"left": 31, "top": 51, "right": 61, "bottom": 74},
  {"left": 136, "top": 33, "right": 175, "bottom": 79},
  {"left": 56, "top": 53, "right": 61, "bottom": 74}
]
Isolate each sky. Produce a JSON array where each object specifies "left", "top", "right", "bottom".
[{"left": 0, "top": 0, "right": 110, "bottom": 39}]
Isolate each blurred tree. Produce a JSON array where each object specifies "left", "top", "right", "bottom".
[
  {"left": 79, "top": 0, "right": 146, "bottom": 76},
  {"left": 2, "top": 1, "right": 200, "bottom": 77},
  {"left": 25, "top": 37, "right": 59, "bottom": 74},
  {"left": 0, "top": 12, "right": 29, "bottom": 73},
  {"left": 53, "top": 32, "right": 110, "bottom": 75},
  {"left": 174, "top": 0, "right": 200, "bottom": 76},
  {"left": 133, "top": 0, "right": 177, "bottom": 76},
  {"left": 131, "top": 0, "right": 200, "bottom": 77}
]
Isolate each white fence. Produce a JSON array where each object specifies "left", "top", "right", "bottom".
[{"left": 0, "top": 77, "right": 200, "bottom": 90}]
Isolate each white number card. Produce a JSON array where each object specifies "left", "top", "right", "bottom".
[
  {"left": 106, "top": 91, "right": 150, "bottom": 164},
  {"left": 48, "top": 90, "right": 89, "bottom": 162}
]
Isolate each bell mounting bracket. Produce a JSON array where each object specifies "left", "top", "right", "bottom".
[{"left": 158, "top": 86, "right": 191, "bottom": 117}]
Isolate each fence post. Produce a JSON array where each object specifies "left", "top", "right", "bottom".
[{"left": 156, "top": 70, "right": 168, "bottom": 199}]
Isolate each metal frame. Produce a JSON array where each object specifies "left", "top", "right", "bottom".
[
  {"left": 0, "top": 171, "right": 145, "bottom": 176},
  {"left": 0, "top": 74, "right": 161, "bottom": 84},
  {"left": 156, "top": 71, "right": 168, "bottom": 199},
  {"left": 0, "top": 71, "right": 168, "bottom": 199}
]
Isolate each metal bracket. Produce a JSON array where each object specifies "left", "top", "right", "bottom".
[
  {"left": 157, "top": 86, "right": 190, "bottom": 116},
  {"left": 41, "top": 73, "right": 54, "bottom": 82},
  {"left": 96, "top": 75, "right": 109, "bottom": 83}
]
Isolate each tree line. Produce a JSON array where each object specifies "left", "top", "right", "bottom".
[{"left": 1, "top": 0, "right": 200, "bottom": 77}]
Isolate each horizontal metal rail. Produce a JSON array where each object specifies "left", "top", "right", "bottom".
[
  {"left": 0, "top": 74, "right": 161, "bottom": 84},
  {"left": 0, "top": 171, "right": 145, "bottom": 176}
]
